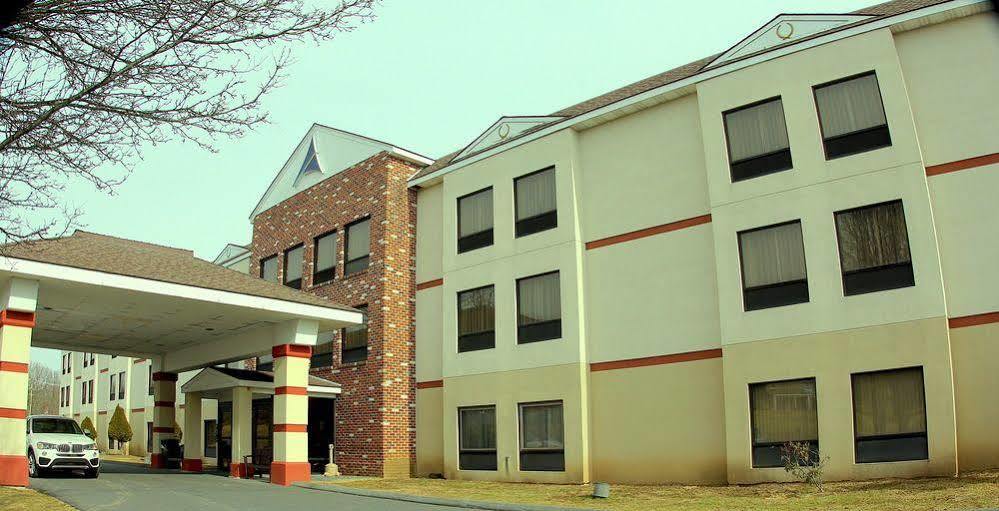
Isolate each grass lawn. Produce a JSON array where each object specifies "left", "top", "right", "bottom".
[
  {"left": 326, "top": 470, "right": 999, "bottom": 511},
  {"left": 0, "top": 487, "right": 75, "bottom": 511}
]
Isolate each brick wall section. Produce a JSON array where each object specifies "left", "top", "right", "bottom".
[{"left": 250, "top": 152, "right": 419, "bottom": 477}]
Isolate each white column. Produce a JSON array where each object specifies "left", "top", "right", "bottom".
[
  {"left": 0, "top": 278, "right": 37, "bottom": 487},
  {"left": 271, "top": 319, "right": 317, "bottom": 486},
  {"left": 182, "top": 391, "right": 203, "bottom": 472},
  {"left": 230, "top": 387, "right": 253, "bottom": 478}
]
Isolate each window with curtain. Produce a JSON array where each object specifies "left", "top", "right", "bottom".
[
  {"left": 457, "top": 188, "right": 494, "bottom": 253},
  {"left": 814, "top": 72, "right": 891, "bottom": 159},
  {"left": 256, "top": 354, "right": 274, "bottom": 372},
  {"left": 519, "top": 401, "right": 565, "bottom": 472},
  {"left": 724, "top": 97, "right": 793, "bottom": 182},
  {"left": 749, "top": 378, "right": 819, "bottom": 468},
  {"left": 110, "top": 374, "right": 116, "bottom": 401},
  {"left": 283, "top": 244, "right": 304, "bottom": 289},
  {"left": 516, "top": 271, "right": 562, "bottom": 344},
  {"left": 313, "top": 231, "right": 337, "bottom": 284},
  {"left": 341, "top": 305, "right": 368, "bottom": 363},
  {"left": 459, "top": 406, "right": 497, "bottom": 470},
  {"left": 515, "top": 167, "right": 557, "bottom": 237},
  {"left": 852, "top": 367, "right": 927, "bottom": 463},
  {"left": 738, "top": 221, "right": 809, "bottom": 311},
  {"left": 260, "top": 256, "right": 278, "bottom": 283},
  {"left": 835, "top": 200, "right": 913, "bottom": 296},
  {"left": 311, "top": 332, "right": 335, "bottom": 368},
  {"left": 345, "top": 218, "right": 370, "bottom": 276},
  {"left": 457, "top": 285, "right": 495, "bottom": 353},
  {"left": 118, "top": 371, "right": 125, "bottom": 399}
]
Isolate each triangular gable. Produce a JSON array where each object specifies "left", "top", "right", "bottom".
[
  {"left": 297, "top": 140, "right": 322, "bottom": 179},
  {"left": 707, "top": 13, "right": 874, "bottom": 68},
  {"left": 453, "top": 116, "right": 565, "bottom": 162}
]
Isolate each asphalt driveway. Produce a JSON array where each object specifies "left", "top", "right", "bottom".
[{"left": 31, "top": 461, "right": 461, "bottom": 511}]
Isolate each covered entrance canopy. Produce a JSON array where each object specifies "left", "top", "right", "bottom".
[{"left": 0, "top": 231, "right": 361, "bottom": 487}]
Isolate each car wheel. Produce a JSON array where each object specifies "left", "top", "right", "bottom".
[
  {"left": 85, "top": 468, "right": 99, "bottom": 479},
  {"left": 28, "top": 452, "right": 44, "bottom": 478}
]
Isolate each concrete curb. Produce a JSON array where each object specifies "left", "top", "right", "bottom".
[{"left": 294, "top": 482, "right": 600, "bottom": 511}]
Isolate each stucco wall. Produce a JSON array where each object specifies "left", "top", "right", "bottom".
[
  {"left": 415, "top": 387, "right": 444, "bottom": 476},
  {"left": 950, "top": 322, "right": 999, "bottom": 471}
]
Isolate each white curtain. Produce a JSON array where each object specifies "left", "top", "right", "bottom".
[
  {"left": 516, "top": 168, "right": 556, "bottom": 220},
  {"left": 460, "top": 407, "right": 496, "bottom": 450},
  {"left": 458, "top": 286, "right": 494, "bottom": 336},
  {"left": 459, "top": 189, "right": 493, "bottom": 237},
  {"left": 285, "top": 245, "right": 303, "bottom": 282},
  {"left": 518, "top": 272, "right": 560, "bottom": 325},
  {"left": 853, "top": 368, "right": 926, "bottom": 437},
  {"left": 520, "top": 403, "right": 564, "bottom": 449},
  {"left": 751, "top": 379, "right": 818, "bottom": 444},
  {"left": 315, "top": 233, "right": 336, "bottom": 272},
  {"left": 740, "top": 222, "right": 806, "bottom": 288},
  {"left": 726, "top": 99, "right": 790, "bottom": 162},
  {"left": 346, "top": 219, "right": 370, "bottom": 261},
  {"left": 815, "top": 74, "right": 887, "bottom": 138},
  {"left": 836, "top": 202, "right": 910, "bottom": 272}
]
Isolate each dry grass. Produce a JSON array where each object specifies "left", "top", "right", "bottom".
[
  {"left": 0, "top": 487, "right": 75, "bottom": 511},
  {"left": 328, "top": 470, "right": 999, "bottom": 511}
]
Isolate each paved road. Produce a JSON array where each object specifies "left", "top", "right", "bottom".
[{"left": 31, "top": 461, "right": 460, "bottom": 511}]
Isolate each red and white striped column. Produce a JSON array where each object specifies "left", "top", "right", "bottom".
[
  {"left": 271, "top": 343, "right": 312, "bottom": 485},
  {"left": 0, "top": 278, "right": 38, "bottom": 487},
  {"left": 150, "top": 367, "right": 178, "bottom": 469}
]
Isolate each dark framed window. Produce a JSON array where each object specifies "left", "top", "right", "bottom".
[
  {"left": 204, "top": 419, "right": 218, "bottom": 458},
  {"left": 852, "top": 367, "right": 927, "bottom": 463},
  {"left": 313, "top": 231, "right": 337, "bottom": 285},
  {"left": 83, "top": 353, "right": 88, "bottom": 368},
  {"left": 738, "top": 220, "right": 809, "bottom": 311},
  {"left": 341, "top": 305, "right": 368, "bottom": 363},
  {"left": 88, "top": 379, "right": 93, "bottom": 404},
  {"left": 749, "top": 378, "right": 819, "bottom": 468},
  {"left": 118, "top": 371, "right": 125, "bottom": 400},
  {"left": 814, "top": 72, "right": 891, "bottom": 159},
  {"left": 457, "top": 285, "right": 495, "bottom": 353},
  {"left": 81, "top": 381, "right": 85, "bottom": 404},
  {"left": 147, "top": 369, "right": 153, "bottom": 395},
  {"left": 283, "top": 244, "right": 304, "bottom": 289},
  {"left": 516, "top": 271, "right": 561, "bottom": 344},
  {"left": 344, "top": 218, "right": 370, "bottom": 276},
  {"left": 724, "top": 97, "right": 793, "bottom": 182},
  {"left": 457, "top": 188, "right": 493, "bottom": 253},
  {"left": 110, "top": 374, "right": 116, "bottom": 401},
  {"left": 90, "top": 353, "right": 95, "bottom": 365},
  {"left": 834, "top": 200, "right": 913, "bottom": 296},
  {"left": 260, "top": 255, "right": 279, "bottom": 283},
  {"left": 515, "top": 167, "right": 557, "bottom": 237},
  {"left": 256, "top": 354, "right": 274, "bottom": 372},
  {"left": 458, "top": 406, "right": 497, "bottom": 471},
  {"left": 311, "top": 334, "right": 334, "bottom": 368},
  {"left": 519, "top": 401, "right": 564, "bottom": 472}
]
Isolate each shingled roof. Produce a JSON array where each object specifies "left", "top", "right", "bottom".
[
  {"left": 1, "top": 231, "right": 353, "bottom": 311},
  {"left": 409, "top": 0, "right": 953, "bottom": 182}
]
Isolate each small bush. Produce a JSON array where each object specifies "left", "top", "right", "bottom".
[
  {"left": 781, "top": 441, "right": 829, "bottom": 491},
  {"left": 79, "top": 416, "right": 97, "bottom": 440},
  {"left": 108, "top": 405, "right": 133, "bottom": 445}
]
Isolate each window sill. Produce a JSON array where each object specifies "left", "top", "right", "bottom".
[
  {"left": 342, "top": 268, "right": 370, "bottom": 281},
  {"left": 338, "top": 359, "right": 367, "bottom": 368},
  {"left": 309, "top": 278, "right": 337, "bottom": 290}
]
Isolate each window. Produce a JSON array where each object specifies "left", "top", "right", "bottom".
[
  {"left": 147, "top": 422, "right": 153, "bottom": 452},
  {"left": 341, "top": 305, "right": 368, "bottom": 363},
  {"left": 834, "top": 200, "right": 913, "bottom": 296},
  {"left": 516, "top": 271, "right": 562, "bottom": 344},
  {"left": 256, "top": 354, "right": 274, "bottom": 372},
  {"left": 260, "top": 255, "right": 278, "bottom": 283},
  {"left": 311, "top": 333, "right": 334, "bottom": 368},
  {"left": 750, "top": 378, "right": 819, "bottom": 468},
  {"left": 282, "top": 244, "right": 304, "bottom": 289},
  {"left": 110, "top": 374, "right": 116, "bottom": 401},
  {"left": 205, "top": 420, "right": 218, "bottom": 458},
  {"left": 459, "top": 406, "right": 497, "bottom": 471},
  {"left": 852, "top": 367, "right": 927, "bottom": 463},
  {"left": 519, "top": 401, "right": 565, "bottom": 471},
  {"left": 148, "top": 369, "right": 153, "bottom": 395},
  {"left": 313, "top": 231, "right": 337, "bottom": 284},
  {"left": 724, "top": 97, "right": 793, "bottom": 181},
  {"left": 118, "top": 371, "right": 126, "bottom": 400},
  {"left": 83, "top": 353, "right": 88, "bottom": 368},
  {"left": 814, "top": 72, "right": 890, "bottom": 159},
  {"left": 90, "top": 353, "right": 95, "bottom": 365},
  {"left": 88, "top": 379, "right": 93, "bottom": 404},
  {"left": 81, "top": 381, "right": 86, "bottom": 404},
  {"left": 457, "top": 188, "right": 493, "bottom": 253},
  {"left": 344, "top": 218, "right": 370, "bottom": 276},
  {"left": 738, "top": 221, "right": 809, "bottom": 311},
  {"left": 515, "top": 167, "right": 557, "bottom": 237},
  {"left": 457, "top": 285, "right": 495, "bottom": 353},
  {"left": 298, "top": 141, "right": 322, "bottom": 177}
]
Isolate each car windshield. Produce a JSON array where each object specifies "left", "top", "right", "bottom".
[{"left": 32, "top": 418, "right": 84, "bottom": 435}]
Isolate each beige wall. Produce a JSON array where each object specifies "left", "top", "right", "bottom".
[
  {"left": 723, "top": 317, "right": 957, "bottom": 483},
  {"left": 950, "top": 322, "right": 999, "bottom": 471},
  {"left": 415, "top": 387, "right": 444, "bottom": 476},
  {"left": 416, "top": 183, "right": 444, "bottom": 283},
  {"left": 590, "top": 358, "right": 726, "bottom": 484},
  {"left": 415, "top": 285, "right": 444, "bottom": 383}
]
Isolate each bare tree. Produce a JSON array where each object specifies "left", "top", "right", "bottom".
[
  {"left": 0, "top": 0, "right": 375, "bottom": 244},
  {"left": 28, "top": 362, "right": 59, "bottom": 415}
]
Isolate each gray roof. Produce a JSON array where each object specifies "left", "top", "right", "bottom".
[{"left": 212, "top": 367, "right": 340, "bottom": 388}]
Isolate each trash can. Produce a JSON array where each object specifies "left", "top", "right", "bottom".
[{"left": 159, "top": 439, "right": 183, "bottom": 469}]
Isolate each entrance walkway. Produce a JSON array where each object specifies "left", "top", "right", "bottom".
[{"left": 31, "top": 462, "right": 460, "bottom": 511}]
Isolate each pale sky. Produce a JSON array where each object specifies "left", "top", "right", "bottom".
[{"left": 31, "top": 0, "right": 873, "bottom": 368}]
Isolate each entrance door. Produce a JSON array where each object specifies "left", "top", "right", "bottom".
[
  {"left": 251, "top": 397, "right": 273, "bottom": 465},
  {"left": 308, "top": 398, "right": 336, "bottom": 472},
  {"left": 217, "top": 402, "right": 232, "bottom": 471}
]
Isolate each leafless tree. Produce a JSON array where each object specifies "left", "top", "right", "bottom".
[
  {"left": 0, "top": 0, "right": 376, "bottom": 244},
  {"left": 28, "top": 362, "right": 59, "bottom": 415}
]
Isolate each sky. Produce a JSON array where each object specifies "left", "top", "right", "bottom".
[{"left": 30, "top": 0, "right": 873, "bottom": 368}]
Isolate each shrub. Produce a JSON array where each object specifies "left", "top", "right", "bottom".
[
  {"left": 781, "top": 441, "right": 829, "bottom": 491},
  {"left": 108, "top": 405, "right": 133, "bottom": 445},
  {"left": 79, "top": 416, "right": 97, "bottom": 440}
]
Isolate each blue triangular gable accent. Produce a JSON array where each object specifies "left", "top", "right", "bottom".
[{"left": 298, "top": 141, "right": 321, "bottom": 177}]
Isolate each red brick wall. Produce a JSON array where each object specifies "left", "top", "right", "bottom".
[{"left": 250, "top": 152, "right": 419, "bottom": 477}]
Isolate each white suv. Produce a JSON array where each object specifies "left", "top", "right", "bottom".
[{"left": 26, "top": 415, "right": 100, "bottom": 478}]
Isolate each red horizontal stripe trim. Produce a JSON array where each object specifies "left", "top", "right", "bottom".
[
  {"left": 416, "top": 379, "right": 443, "bottom": 389},
  {"left": 0, "top": 407, "right": 27, "bottom": 419},
  {"left": 152, "top": 372, "right": 178, "bottom": 382},
  {"left": 274, "top": 423, "right": 308, "bottom": 433},
  {"left": 585, "top": 214, "right": 712, "bottom": 250},
  {"left": 0, "top": 361, "right": 28, "bottom": 373},
  {"left": 131, "top": 408, "right": 145, "bottom": 413},
  {"left": 99, "top": 368, "right": 109, "bottom": 373},
  {"left": 74, "top": 376, "right": 81, "bottom": 380},
  {"left": 590, "top": 348, "right": 723, "bottom": 372},
  {"left": 949, "top": 311, "right": 999, "bottom": 329},
  {"left": 154, "top": 401, "right": 175, "bottom": 407},
  {"left": 0, "top": 310, "right": 35, "bottom": 328},
  {"left": 925, "top": 152, "right": 999, "bottom": 176},
  {"left": 98, "top": 411, "right": 107, "bottom": 415},
  {"left": 275, "top": 386, "right": 307, "bottom": 395},
  {"left": 272, "top": 344, "right": 312, "bottom": 359},
  {"left": 152, "top": 426, "right": 174, "bottom": 433},
  {"left": 417, "top": 278, "right": 444, "bottom": 291}
]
